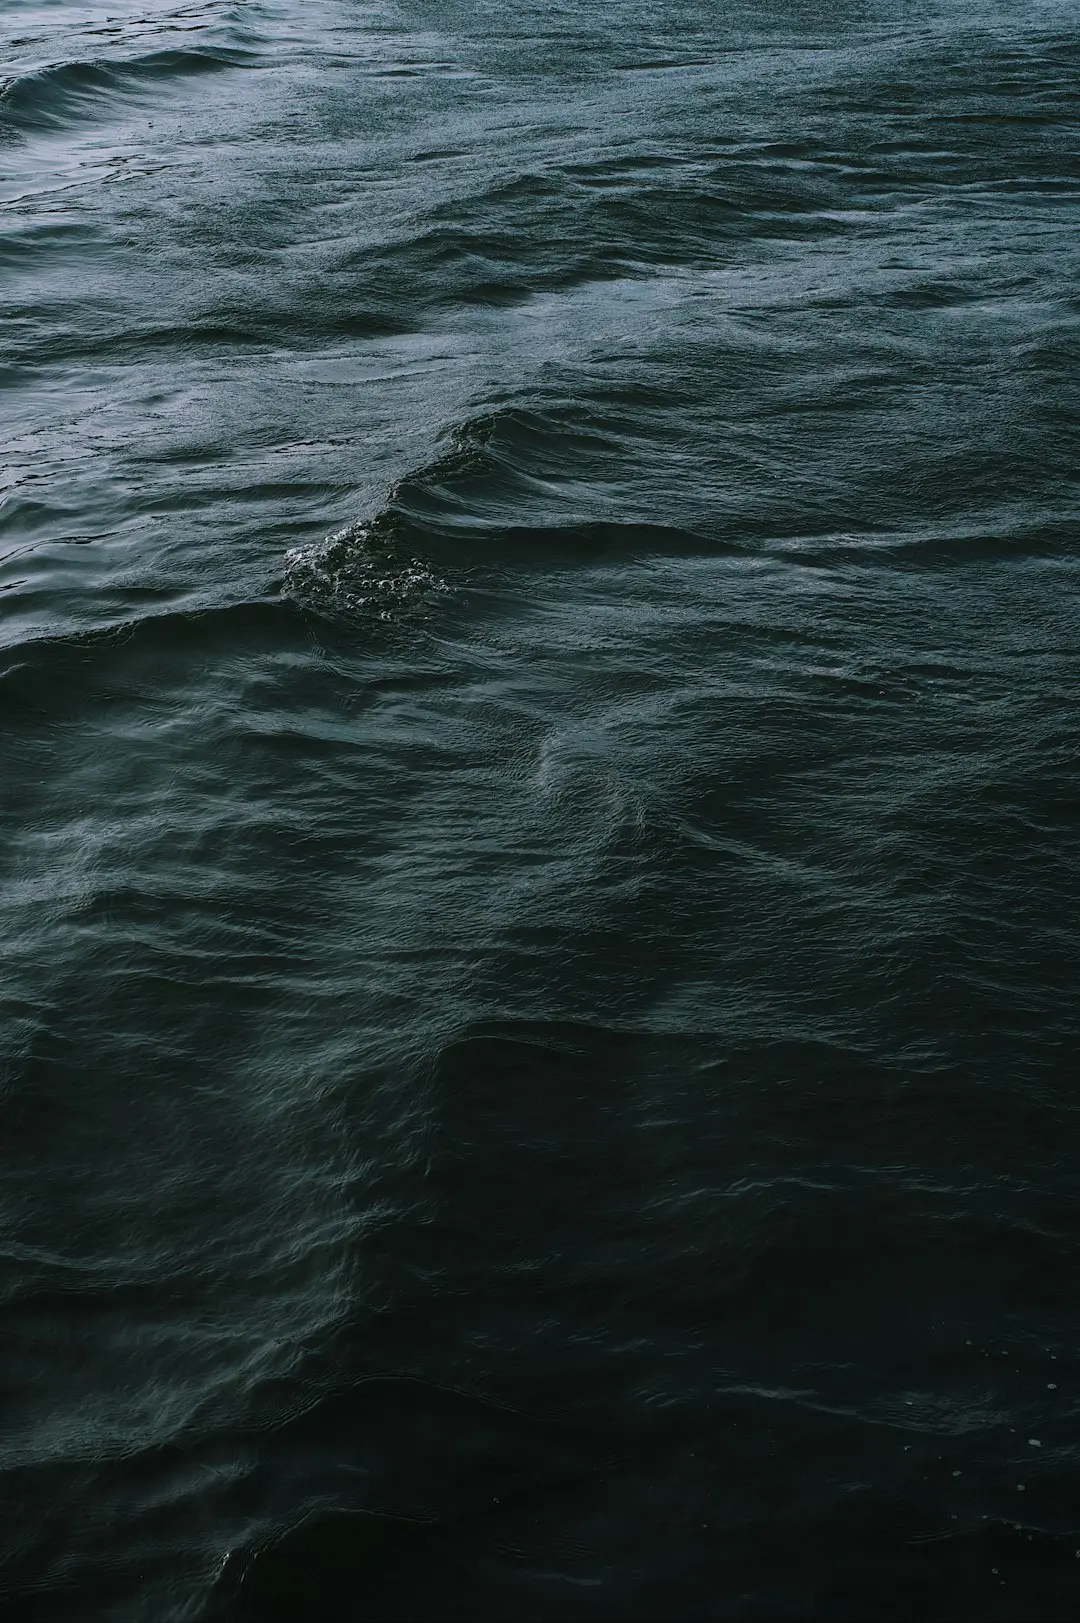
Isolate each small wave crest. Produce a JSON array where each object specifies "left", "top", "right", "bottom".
[
  {"left": 281, "top": 519, "right": 449, "bottom": 623},
  {"left": 279, "top": 402, "right": 712, "bottom": 625},
  {"left": 0, "top": 47, "right": 250, "bottom": 137}
]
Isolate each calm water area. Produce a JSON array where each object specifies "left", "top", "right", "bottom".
[{"left": 1, "top": 1, "right": 1079, "bottom": 1617}]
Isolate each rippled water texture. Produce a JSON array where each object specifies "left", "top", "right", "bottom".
[{"left": 2, "top": 0, "right": 1079, "bottom": 1617}]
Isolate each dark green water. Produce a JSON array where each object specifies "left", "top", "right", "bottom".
[{"left": 2, "top": 1, "right": 1079, "bottom": 1617}]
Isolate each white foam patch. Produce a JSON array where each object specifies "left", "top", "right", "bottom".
[{"left": 282, "top": 522, "right": 449, "bottom": 622}]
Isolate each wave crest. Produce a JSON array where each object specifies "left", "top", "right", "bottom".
[
  {"left": 281, "top": 519, "right": 449, "bottom": 623},
  {"left": 0, "top": 48, "right": 249, "bottom": 137}
]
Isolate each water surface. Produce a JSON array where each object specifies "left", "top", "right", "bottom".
[{"left": 2, "top": 1, "right": 1079, "bottom": 1617}]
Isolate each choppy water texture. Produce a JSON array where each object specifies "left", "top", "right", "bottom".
[{"left": 2, "top": 0, "right": 1079, "bottom": 1617}]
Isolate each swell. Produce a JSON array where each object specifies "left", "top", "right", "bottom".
[
  {"left": 279, "top": 405, "right": 721, "bottom": 622},
  {"left": 320, "top": 158, "right": 870, "bottom": 325},
  {"left": 278, "top": 398, "right": 1070, "bottom": 629},
  {"left": 0, "top": 597, "right": 306, "bottom": 726},
  {"left": 0, "top": 46, "right": 255, "bottom": 136}
]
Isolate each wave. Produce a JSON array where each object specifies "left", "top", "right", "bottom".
[
  {"left": 772, "top": 518, "right": 1075, "bottom": 571},
  {"left": 293, "top": 148, "right": 872, "bottom": 333},
  {"left": 0, "top": 46, "right": 253, "bottom": 136},
  {"left": 0, "top": 596, "right": 303, "bottom": 724},
  {"left": 278, "top": 405, "right": 723, "bottom": 622}
]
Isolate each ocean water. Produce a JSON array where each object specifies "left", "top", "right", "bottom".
[{"left": 1, "top": 0, "right": 1079, "bottom": 1617}]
